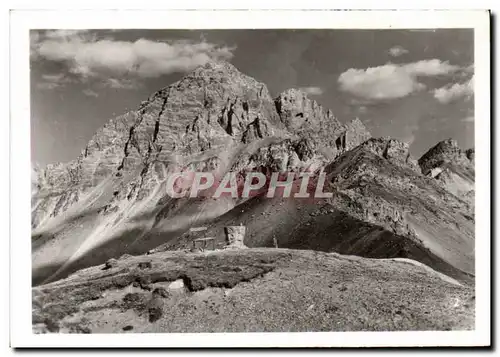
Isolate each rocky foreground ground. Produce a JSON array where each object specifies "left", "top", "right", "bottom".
[{"left": 32, "top": 248, "right": 474, "bottom": 333}]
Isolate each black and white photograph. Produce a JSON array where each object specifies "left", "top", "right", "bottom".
[{"left": 8, "top": 9, "right": 491, "bottom": 348}]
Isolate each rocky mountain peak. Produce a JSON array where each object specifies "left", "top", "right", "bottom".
[
  {"left": 107, "top": 60, "right": 288, "bottom": 171},
  {"left": 343, "top": 117, "right": 372, "bottom": 152},
  {"left": 172, "top": 59, "right": 271, "bottom": 100},
  {"left": 357, "top": 137, "right": 419, "bottom": 171},
  {"left": 416, "top": 139, "right": 475, "bottom": 206},
  {"left": 274, "top": 88, "right": 340, "bottom": 131},
  {"left": 418, "top": 138, "right": 474, "bottom": 176},
  {"left": 197, "top": 59, "right": 240, "bottom": 74},
  {"left": 465, "top": 148, "right": 475, "bottom": 163},
  {"left": 274, "top": 88, "right": 352, "bottom": 158}
]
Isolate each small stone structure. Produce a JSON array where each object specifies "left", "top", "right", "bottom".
[
  {"left": 224, "top": 225, "right": 247, "bottom": 249},
  {"left": 192, "top": 237, "right": 216, "bottom": 251},
  {"left": 187, "top": 227, "right": 215, "bottom": 252},
  {"left": 272, "top": 235, "right": 279, "bottom": 248}
]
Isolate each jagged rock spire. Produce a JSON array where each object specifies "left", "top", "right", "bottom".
[{"left": 418, "top": 138, "right": 474, "bottom": 175}]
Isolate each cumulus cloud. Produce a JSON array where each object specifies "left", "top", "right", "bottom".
[
  {"left": 462, "top": 116, "right": 474, "bottom": 122},
  {"left": 388, "top": 46, "right": 409, "bottom": 57},
  {"left": 31, "top": 30, "right": 235, "bottom": 81},
  {"left": 338, "top": 64, "right": 424, "bottom": 100},
  {"left": 299, "top": 86, "right": 323, "bottom": 96},
  {"left": 433, "top": 75, "right": 474, "bottom": 104},
  {"left": 338, "top": 59, "right": 461, "bottom": 100},
  {"left": 403, "top": 59, "right": 460, "bottom": 76}
]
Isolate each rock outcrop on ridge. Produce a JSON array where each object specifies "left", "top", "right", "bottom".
[{"left": 418, "top": 139, "right": 475, "bottom": 207}]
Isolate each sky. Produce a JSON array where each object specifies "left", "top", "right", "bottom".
[{"left": 30, "top": 29, "right": 474, "bottom": 166}]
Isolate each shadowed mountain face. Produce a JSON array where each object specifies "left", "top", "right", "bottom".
[{"left": 31, "top": 61, "right": 474, "bottom": 296}]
